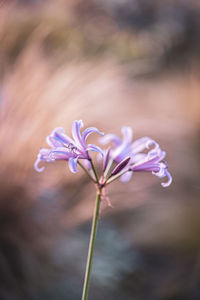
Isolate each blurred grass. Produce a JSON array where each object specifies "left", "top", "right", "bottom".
[{"left": 0, "top": 3, "right": 147, "bottom": 74}]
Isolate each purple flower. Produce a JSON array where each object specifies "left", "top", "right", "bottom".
[
  {"left": 34, "top": 120, "right": 104, "bottom": 173},
  {"left": 99, "top": 126, "right": 157, "bottom": 163},
  {"left": 129, "top": 147, "right": 172, "bottom": 187},
  {"left": 100, "top": 126, "right": 172, "bottom": 187}
]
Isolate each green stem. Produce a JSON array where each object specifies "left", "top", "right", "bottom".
[
  {"left": 78, "top": 161, "right": 96, "bottom": 183},
  {"left": 81, "top": 190, "right": 102, "bottom": 300},
  {"left": 90, "top": 159, "right": 99, "bottom": 184},
  {"left": 106, "top": 169, "right": 131, "bottom": 185}
]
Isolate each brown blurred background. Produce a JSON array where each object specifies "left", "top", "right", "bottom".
[{"left": 0, "top": 0, "right": 200, "bottom": 299}]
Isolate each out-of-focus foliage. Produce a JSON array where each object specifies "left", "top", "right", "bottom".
[{"left": 0, "top": 0, "right": 200, "bottom": 299}]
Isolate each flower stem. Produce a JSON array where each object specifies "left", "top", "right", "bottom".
[
  {"left": 90, "top": 159, "right": 99, "bottom": 184},
  {"left": 106, "top": 169, "right": 130, "bottom": 185},
  {"left": 81, "top": 189, "right": 102, "bottom": 300},
  {"left": 78, "top": 161, "right": 96, "bottom": 183},
  {"left": 104, "top": 158, "right": 113, "bottom": 178}
]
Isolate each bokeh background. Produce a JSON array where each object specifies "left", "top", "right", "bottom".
[{"left": 0, "top": 0, "right": 200, "bottom": 299}]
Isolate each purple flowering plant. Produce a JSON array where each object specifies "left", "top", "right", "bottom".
[{"left": 34, "top": 120, "right": 172, "bottom": 300}]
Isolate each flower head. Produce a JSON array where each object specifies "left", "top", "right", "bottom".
[
  {"left": 128, "top": 147, "right": 172, "bottom": 187},
  {"left": 34, "top": 120, "right": 104, "bottom": 173},
  {"left": 100, "top": 126, "right": 172, "bottom": 187},
  {"left": 99, "top": 126, "right": 157, "bottom": 163}
]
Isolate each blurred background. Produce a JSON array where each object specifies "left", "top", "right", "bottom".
[{"left": 0, "top": 0, "right": 200, "bottom": 299}]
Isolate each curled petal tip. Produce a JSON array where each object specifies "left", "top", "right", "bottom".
[
  {"left": 72, "top": 120, "right": 85, "bottom": 149},
  {"left": 77, "top": 119, "right": 84, "bottom": 128},
  {"left": 146, "top": 139, "right": 159, "bottom": 150},
  {"left": 68, "top": 157, "right": 79, "bottom": 173},
  {"left": 69, "top": 168, "right": 79, "bottom": 174},
  {"left": 161, "top": 170, "right": 172, "bottom": 187},
  {"left": 87, "top": 144, "right": 104, "bottom": 156},
  {"left": 82, "top": 127, "right": 104, "bottom": 142},
  {"left": 51, "top": 127, "right": 65, "bottom": 135},
  {"left": 34, "top": 158, "right": 45, "bottom": 173}
]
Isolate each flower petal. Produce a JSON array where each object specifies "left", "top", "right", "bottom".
[
  {"left": 46, "top": 127, "right": 74, "bottom": 148},
  {"left": 39, "top": 148, "right": 55, "bottom": 162},
  {"left": 152, "top": 162, "right": 166, "bottom": 177},
  {"left": 132, "top": 148, "right": 166, "bottom": 169},
  {"left": 147, "top": 149, "right": 166, "bottom": 163},
  {"left": 146, "top": 139, "right": 159, "bottom": 150},
  {"left": 121, "top": 126, "right": 133, "bottom": 144},
  {"left": 72, "top": 120, "right": 85, "bottom": 149},
  {"left": 52, "top": 127, "right": 65, "bottom": 134},
  {"left": 68, "top": 157, "right": 79, "bottom": 173},
  {"left": 112, "top": 144, "right": 131, "bottom": 162},
  {"left": 87, "top": 144, "right": 104, "bottom": 156},
  {"left": 131, "top": 137, "right": 154, "bottom": 154},
  {"left": 46, "top": 127, "right": 64, "bottom": 147},
  {"left": 120, "top": 171, "right": 133, "bottom": 182},
  {"left": 132, "top": 163, "right": 160, "bottom": 172},
  {"left": 34, "top": 157, "right": 45, "bottom": 172},
  {"left": 83, "top": 159, "right": 92, "bottom": 170},
  {"left": 50, "top": 147, "right": 79, "bottom": 160},
  {"left": 46, "top": 136, "right": 62, "bottom": 148},
  {"left": 54, "top": 132, "right": 74, "bottom": 146},
  {"left": 103, "top": 147, "right": 111, "bottom": 172},
  {"left": 99, "top": 134, "right": 121, "bottom": 146},
  {"left": 161, "top": 170, "right": 172, "bottom": 187},
  {"left": 131, "top": 153, "right": 146, "bottom": 164},
  {"left": 82, "top": 127, "right": 104, "bottom": 142}
]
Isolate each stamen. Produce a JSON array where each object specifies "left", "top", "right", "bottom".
[{"left": 65, "top": 143, "right": 78, "bottom": 153}]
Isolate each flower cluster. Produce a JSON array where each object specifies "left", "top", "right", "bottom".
[
  {"left": 34, "top": 120, "right": 104, "bottom": 174},
  {"left": 34, "top": 121, "right": 172, "bottom": 188},
  {"left": 99, "top": 126, "right": 172, "bottom": 187}
]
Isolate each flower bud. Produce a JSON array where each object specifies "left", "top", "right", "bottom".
[{"left": 111, "top": 156, "right": 131, "bottom": 176}]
